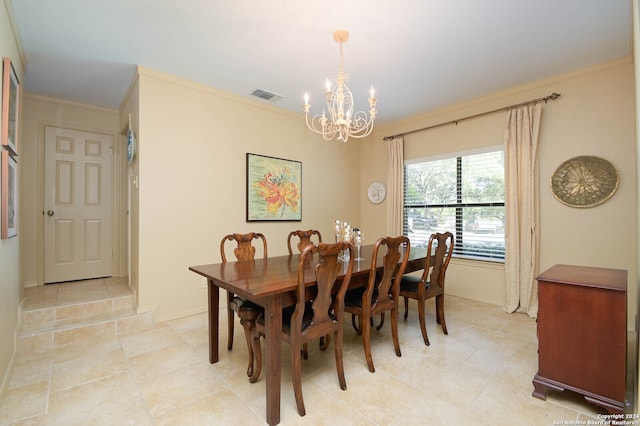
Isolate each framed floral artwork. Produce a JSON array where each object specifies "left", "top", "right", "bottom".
[
  {"left": 1, "top": 150, "right": 17, "bottom": 239},
  {"left": 246, "top": 153, "right": 301, "bottom": 221},
  {"left": 1, "top": 57, "right": 19, "bottom": 156}
]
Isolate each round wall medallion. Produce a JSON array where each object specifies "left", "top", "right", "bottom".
[
  {"left": 367, "top": 182, "right": 386, "bottom": 204},
  {"left": 550, "top": 155, "right": 619, "bottom": 208}
]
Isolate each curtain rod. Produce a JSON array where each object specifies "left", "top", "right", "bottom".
[{"left": 382, "top": 92, "right": 560, "bottom": 141}]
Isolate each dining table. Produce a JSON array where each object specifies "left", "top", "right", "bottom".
[{"left": 189, "top": 243, "right": 430, "bottom": 425}]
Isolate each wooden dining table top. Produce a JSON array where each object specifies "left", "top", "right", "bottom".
[{"left": 189, "top": 243, "right": 430, "bottom": 300}]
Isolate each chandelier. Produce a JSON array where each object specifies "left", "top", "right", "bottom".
[{"left": 303, "top": 30, "right": 377, "bottom": 142}]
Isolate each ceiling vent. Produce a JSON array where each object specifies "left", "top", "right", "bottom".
[{"left": 251, "top": 89, "right": 282, "bottom": 102}]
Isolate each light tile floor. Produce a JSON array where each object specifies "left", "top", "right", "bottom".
[{"left": 0, "top": 280, "right": 635, "bottom": 425}]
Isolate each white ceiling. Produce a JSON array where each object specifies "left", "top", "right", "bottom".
[{"left": 9, "top": 0, "right": 632, "bottom": 124}]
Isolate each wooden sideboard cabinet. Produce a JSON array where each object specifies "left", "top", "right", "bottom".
[{"left": 532, "top": 264, "right": 627, "bottom": 414}]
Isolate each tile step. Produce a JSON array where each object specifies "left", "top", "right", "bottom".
[
  {"left": 19, "top": 294, "right": 149, "bottom": 338},
  {"left": 17, "top": 310, "right": 155, "bottom": 353}
]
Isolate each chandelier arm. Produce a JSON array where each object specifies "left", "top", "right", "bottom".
[{"left": 305, "top": 112, "right": 337, "bottom": 141}]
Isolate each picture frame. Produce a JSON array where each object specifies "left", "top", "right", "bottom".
[
  {"left": 1, "top": 150, "right": 17, "bottom": 239},
  {"left": 1, "top": 57, "right": 19, "bottom": 156},
  {"left": 246, "top": 153, "right": 301, "bottom": 221}
]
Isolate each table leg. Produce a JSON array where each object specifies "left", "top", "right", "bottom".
[
  {"left": 208, "top": 279, "right": 219, "bottom": 364},
  {"left": 264, "top": 295, "right": 282, "bottom": 425}
]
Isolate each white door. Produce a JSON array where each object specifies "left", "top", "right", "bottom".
[{"left": 44, "top": 126, "right": 113, "bottom": 283}]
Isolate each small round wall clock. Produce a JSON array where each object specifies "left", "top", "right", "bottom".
[
  {"left": 127, "top": 128, "right": 137, "bottom": 164},
  {"left": 367, "top": 182, "right": 386, "bottom": 204},
  {"left": 550, "top": 155, "right": 619, "bottom": 208}
]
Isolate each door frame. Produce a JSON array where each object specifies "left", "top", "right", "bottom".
[{"left": 36, "top": 122, "right": 127, "bottom": 284}]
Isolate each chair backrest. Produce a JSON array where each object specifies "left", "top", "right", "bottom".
[
  {"left": 421, "top": 232, "right": 454, "bottom": 289},
  {"left": 220, "top": 232, "right": 268, "bottom": 262},
  {"left": 287, "top": 229, "right": 322, "bottom": 255},
  {"left": 290, "top": 241, "right": 354, "bottom": 336},
  {"left": 365, "top": 235, "right": 411, "bottom": 307}
]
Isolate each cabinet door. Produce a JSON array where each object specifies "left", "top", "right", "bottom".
[{"left": 538, "top": 281, "right": 626, "bottom": 402}]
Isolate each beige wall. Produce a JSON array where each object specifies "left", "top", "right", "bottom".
[
  {"left": 361, "top": 58, "right": 637, "bottom": 330},
  {"left": 130, "top": 67, "right": 362, "bottom": 321},
  {"left": 0, "top": 0, "right": 23, "bottom": 396}
]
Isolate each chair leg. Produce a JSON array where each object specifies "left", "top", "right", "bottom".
[
  {"left": 403, "top": 296, "right": 409, "bottom": 320},
  {"left": 390, "top": 307, "right": 402, "bottom": 357},
  {"left": 417, "top": 298, "right": 430, "bottom": 346},
  {"left": 227, "top": 291, "right": 235, "bottom": 351},
  {"left": 302, "top": 343, "right": 308, "bottom": 360},
  {"left": 249, "top": 333, "right": 262, "bottom": 383},
  {"left": 436, "top": 294, "right": 448, "bottom": 335},
  {"left": 291, "top": 342, "right": 306, "bottom": 416},
  {"left": 239, "top": 318, "right": 255, "bottom": 377},
  {"left": 333, "top": 329, "right": 347, "bottom": 390},
  {"left": 361, "top": 313, "right": 375, "bottom": 373}
]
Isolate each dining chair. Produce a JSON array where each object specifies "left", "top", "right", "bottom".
[
  {"left": 249, "top": 241, "right": 354, "bottom": 416},
  {"left": 220, "top": 232, "right": 267, "bottom": 377},
  {"left": 399, "top": 231, "right": 454, "bottom": 346},
  {"left": 287, "top": 229, "right": 322, "bottom": 255},
  {"left": 344, "top": 235, "right": 410, "bottom": 373},
  {"left": 287, "top": 229, "right": 328, "bottom": 352}
]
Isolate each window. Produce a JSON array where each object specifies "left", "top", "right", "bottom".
[{"left": 404, "top": 148, "right": 505, "bottom": 262}]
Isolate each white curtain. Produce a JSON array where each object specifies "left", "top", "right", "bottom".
[
  {"left": 504, "top": 103, "right": 542, "bottom": 318},
  {"left": 386, "top": 137, "right": 404, "bottom": 236}
]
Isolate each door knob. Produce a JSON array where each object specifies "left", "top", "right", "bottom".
[{"left": 47, "top": 210, "right": 54, "bottom": 216}]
